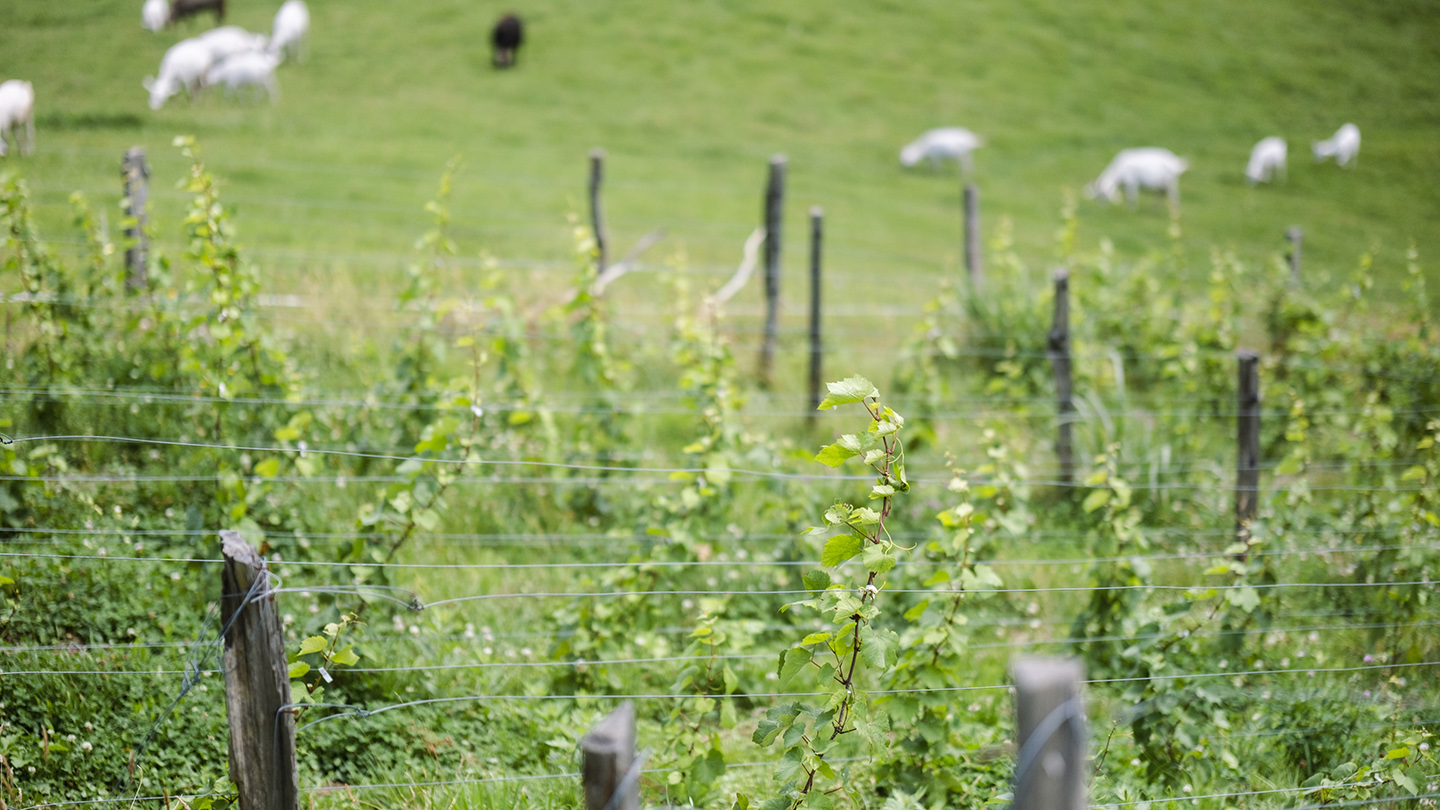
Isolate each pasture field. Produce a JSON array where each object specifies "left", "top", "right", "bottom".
[
  {"left": 2, "top": 0, "right": 1440, "bottom": 310},
  {"left": 1, "top": 2, "right": 1440, "bottom": 810}
]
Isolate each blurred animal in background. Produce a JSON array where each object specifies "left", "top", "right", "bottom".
[
  {"left": 270, "top": 0, "right": 310, "bottom": 63},
  {"left": 141, "top": 0, "right": 169, "bottom": 32},
  {"left": 1087, "top": 147, "right": 1189, "bottom": 207},
  {"left": 167, "top": 0, "right": 226, "bottom": 27},
  {"left": 1245, "top": 136, "right": 1287, "bottom": 185},
  {"left": 145, "top": 38, "right": 213, "bottom": 109},
  {"left": 206, "top": 51, "right": 281, "bottom": 102},
  {"left": 195, "top": 25, "right": 269, "bottom": 63},
  {"left": 491, "top": 14, "right": 524, "bottom": 68},
  {"left": 0, "top": 80, "right": 36, "bottom": 157},
  {"left": 899, "top": 127, "right": 984, "bottom": 174},
  {"left": 1313, "top": 123, "right": 1361, "bottom": 168}
]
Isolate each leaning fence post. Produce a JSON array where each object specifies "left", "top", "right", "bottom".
[
  {"left": 1285, "top": 226, "right": 1303, "bottom": 283},
  {"left": 759, "top": 154, "right": 787, "bottom": 388},
  {"left": 1235, "top": 350, "right": 1261, "bottom": 545},
  {"left": 121, "top": 147, "right": 150, "bottom": 290},
  {"left": 807, "top": 206, "right": 824, "bottom": 416},
  {"left": 589, "top": 149, "right": 609, "bottom": 271},
  {"left": 582, "top": 701, "right": 638, "bottom": 810},
  {"left": 964, "top": 183, "right": 982, "bottom": 289},
  {"left": 1047, "top": 270, "right": 1075, "bottom": 485},
  {"left": 1009, "top": 657, "right": 1087, "bottom": 810},
  {"left": 220, "top": 530, "right": 298, "bottom": 810}
]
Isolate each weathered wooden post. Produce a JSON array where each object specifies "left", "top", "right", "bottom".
[
  {"left": 581, "top": 701, "right": 638, "bottom": 810},
  {"left": 1235, "top": 350, "right": 1261, "bottom": 545},
  {"left": 220, "top": 530, "right": 298, "bottom": 810},
  {"left": 807, "top": 206, "right": 824, "bottom": 416},
  {"left": 589, "top": 149, "right": 609, "bottom": 271},
  {"left": 759, "top": 154, "right": 787, "bottom": 387},
  {"left": 1285, "top": 226, "right": 1303, "bottom": 283},
  {"left": 964, "top": 183, "right": 982, "bottom": 288},
  {"left": 1010, "top": 657, "right": 1088, "bottom": 810},
  {"left": 1047, "top": 270, "right": 1075, "bottom": 485},
  {"left": 121, "top": 147, "right": 150, "bottom": 290}
]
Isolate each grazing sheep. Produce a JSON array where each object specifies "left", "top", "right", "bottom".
[
  {"left": 142, "top": 0, "right": 168, "bottom": 32},
  {"left": 168, "top": 0, "right": 225, "bottom": 26},
  {"left": 900, "top": 127, "right": 984, "bottom": 174},
  {"left": 195, "top": 25, "right": 269, "bottom": 63},
  {"left": 1087, "top": 147, "right": 1189, "bottom": 207},
  {"left": 270, "top": 0, "right": 310, "bottom": 63},
  {"left": 1246, "top": 137, "right": 1287, "bottom": 185},
  {"left": 144, "top": 38, "right": 213, "bottom": 109},
  {"left": 1313, "top": 123, "right": 1361, "bottom": 168},
  {"left": 491, "top": 14, "right": 524, "bottom": 68},
  {"left": 205, "top": 51, "right": 281, "bottom": 102},
  {"left": 0, "top": 80, "right": 36, "bottom": 157}
]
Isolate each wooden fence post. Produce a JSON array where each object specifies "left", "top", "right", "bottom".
[
  {"left": 759, "top": 154, "right": 787, "bottom": 387},
  {"left": 121, "top": 147, "right": 150, "bottom": 290},
  {"left": 1285, "top": 226, "right": 1302, "bottom": 283},
  {"left": 964, "top": 183, "right": 982, "bottom": 288},
  {"left": 807, "top": 206, "right": 823, "bottom": 416},
  {"left": 1009, "top": 657, "right": 1087, "bottom": 810},
  {"left": 1047, "top": 270, "right": 1075, "bottom": 485},
  {"left": 589, "top": 149, "right": 608, "bottom": 271},
  {"left": 1235, "top": 350, "right": 1261, "bottom": 545},
  {"left": 220, "top": 530, "right": 298, "bottom": 810},
  {"left": 582, "top": 701, "right": 638, "bottom": 810}
]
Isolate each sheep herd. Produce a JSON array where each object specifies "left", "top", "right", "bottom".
[
  {"left": 900, "top": 123, "right": 1362, "bottom": 207},
  {"left": 143, "top": 0, "right": 309, "bottom": 109}
]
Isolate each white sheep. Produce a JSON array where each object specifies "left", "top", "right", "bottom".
[
  {"left": 1313, "top": 123, "right": 1360, "bottom": 168},
  {"left": 1246, "top": 137, "right": 1287, "bottom": 185},
  {"left": 144, "top": 38, "right": 213, "bottom": 109},
  {"left": 141, "top": 0, "right": 168, "bottom": 32},
  {"left": 194, "top": 25, "right": 269, "bottom": 63},
  {"left": 205, "top": 51, "right": 281, "bottom": 102},
  {"left": 1087, "top": 147, "right": 1189, "bottom": 207},
  {"left": 900, "top": 127, "right": 984, "bottom": 174},
  {"left": 0, "top": 80, "right": 36, "bottom": 157},
  {"left": 269, "top": 0, "right": 310, "bottom": 62}
]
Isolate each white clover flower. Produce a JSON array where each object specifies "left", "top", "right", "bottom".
[{"left": 81, "top": 741, "right": 93, "bottom": 752}]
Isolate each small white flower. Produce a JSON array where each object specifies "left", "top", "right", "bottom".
[
  {"left": 81, "top": 741, "right": 93, "bottom": 752},
  {"left": 84, "top": 722, "right": 93, "bottom": 731},
  {"left": 408, "top": 625, "right": 420, "bottom": 635},
  {"left": 471, "top": 404, "right": 484, "bottom": 419},
  {"left": 283, "top": 614, "right": 294, "bottom": 626},
  {"left": 1130, "top": 759, "right": 1141, "bottom": 767},
  {"left": 967, "top": 703, "right": 980, "bottom": 712},
  {"left": 482, "top": 647, "right": 493, "bottom": 656},
  {"left": 682, "top": 599, "right": 694, "bottom": 610},
  {"left": 520, "top": 647, "right": 533, "bottom": 657},
  {"left": 464, "top": 623, "right": 476, "bottom": 639},
  {"left": 170, "top": 572, "right": 181, "bottom": 581},
  {"left": 67, "top": 734, "right": 76, "bottom": 742},
  {"left": 298, "top": 440, "right": 308, "bottom": 458},
  {"left": 1182, "top": 785, "right": 1192, "bottom": 794},
  {"left": 1420, "top": 742, "right": 1430, "bottom": 752},
  {"left": 1218, "top": 659, "right": 1228, "bottom": 669}
]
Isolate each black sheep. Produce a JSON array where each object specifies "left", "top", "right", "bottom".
[
  {"left": 491, "top": 14, "right": 524, "bottom": 68},
  {"left": 168, "top": 0, "right": 226, "bottom": 26}
]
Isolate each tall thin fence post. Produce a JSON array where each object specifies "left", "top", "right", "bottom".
[
  {"left": 219, "top": 530, "right": 298, "bottom": 810},
  {"left": 1285, "top": 226, "right": 1303, "bottom": 283},
  {"left": 964, "top": 183, "right": 982, "bottom": 288},
  {"left": 1009, "top": 657, "right": 1088, "bottom": 810},
  {"left": 807, "top": 206, "right": 823, "bottom": 416},
  {"left": 1235, "top": 350, "right": 1261, "bottom": 545},
  {"left": 121, "top": 147, "right": 150, "bottom": 290},
  {"left": 589, "top": 149, "right": 608, "bottom": 271},
  {"left": 1047, "top": 270, "right": 1074, "bottom": 485},
  {"left": 759, "top": 154, "right": 787, "bottom": 387},
  {"left": 581, "top": 701, "right": 638, "bottom": 810}
]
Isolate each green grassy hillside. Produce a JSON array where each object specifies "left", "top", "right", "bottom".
[{"left": 2, "top": 0, "right": 1438, "bottom": 305}]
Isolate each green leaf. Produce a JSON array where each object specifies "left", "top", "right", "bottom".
[
  {"left": 298, "top": 636, "right": 328, "bottom": 657},
  {"left": 779, "top": 647, "right": 813, "bottom": 687},
  {"left": 821, "top": 534, "right": 864, "bottom": 567},
  {"left": 1225, "top": 585, "right": 1260, "bottom": 614},
  {"left": 816, "top": 375, "right": 879, "bottom": 410},
  {"left": 814, "top": 442, "right": 859, "bottom": 467},
  {"left": 0, "top": 575, "right": 13, "bottom": 586},
  {"left": 288, "top": 662, "right": 310, "bottom": 679},
  {"left": 253, "top": 457, "right": 280, "bottom": 477},
  {"left": 1082, "top": 488, "right": 1112, "bottom": 513},
  {"left": 860, "top": 543, "right": 895, "bottom": 574},
  {"left": 802, "top": 569, "right": 832, "bottom": 593},
  {"left": 330, "top": 644, "right": 360, "bottom": 666},
  {"left": 799, "top": 632, "right": 832, "bottom": 647},
  {"left": 1385, "top": 747, "right": 1410, "bottom": 760}
]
